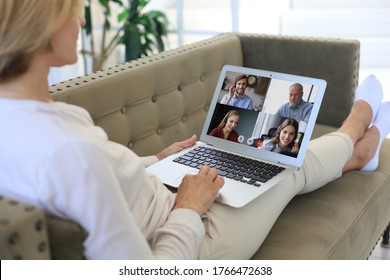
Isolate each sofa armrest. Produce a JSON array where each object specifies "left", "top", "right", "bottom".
[{"left": 46, "top": 215, "right": 87, "bottom": 260}]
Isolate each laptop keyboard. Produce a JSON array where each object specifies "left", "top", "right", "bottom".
[{"left": 173, "top": 146, "right": 285, "bottom": 187}]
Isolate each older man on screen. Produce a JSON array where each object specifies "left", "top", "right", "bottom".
[{"left": 275, "top": 83, "right": 313, "bottom": 123}]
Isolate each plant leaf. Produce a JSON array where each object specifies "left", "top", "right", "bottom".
[
  {"left": 84, "top": 3, "right": 92, "bottom": 35},
  {"left": 118, "top": 9, "right": 128, "bottom": 22}
]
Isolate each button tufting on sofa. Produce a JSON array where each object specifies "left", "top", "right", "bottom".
[{"left": 120, "top": 107, "right": 127, "bottom": 114}]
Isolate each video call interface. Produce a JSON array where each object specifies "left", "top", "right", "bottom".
[{"left": 207, "top": 70, "right": 320, "bottom": 158}]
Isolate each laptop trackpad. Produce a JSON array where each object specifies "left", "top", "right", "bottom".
[{"left": 173, "top": 169, "right": 198, "bottom": 185}]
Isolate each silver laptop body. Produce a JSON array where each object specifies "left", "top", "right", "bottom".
[{"left": 147, "top": 65, "right": 326, "bottom": 207}]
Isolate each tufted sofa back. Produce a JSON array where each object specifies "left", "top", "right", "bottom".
[
  {"left": 51, "top": 34, "right": 243, "bottom": 156},
  {"left": 50, "top": 33, "right": 359, "bottom": 157}
]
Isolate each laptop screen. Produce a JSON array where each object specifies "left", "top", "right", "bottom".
[{"left": 200, "top": 65, "right": 327, "bottom": 168}]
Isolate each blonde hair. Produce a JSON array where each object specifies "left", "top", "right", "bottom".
[
  {"left": 218, "top": 110, "right": 240, "bottom": 129},
  {"left": 0, "top": 0, "right": 84, "bottom": 80}
]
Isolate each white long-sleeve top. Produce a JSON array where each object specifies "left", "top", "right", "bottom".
[{"left": 0, "top": 99, "right": 205, "bottom": 259}]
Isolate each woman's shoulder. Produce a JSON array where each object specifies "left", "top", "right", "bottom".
[
  {"left": 210, "top": 127, "right": 222, "bottom": 135},
  {"left": 3, "top": 100, "right": 109, "bottom": 157}
]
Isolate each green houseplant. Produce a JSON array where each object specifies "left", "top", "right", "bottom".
[{"left": 81, "top": 0, "right": 169, "bottom": 73}]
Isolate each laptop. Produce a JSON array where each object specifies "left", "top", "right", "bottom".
[{"left": 147, "top": 65, "right": 326, "bottom": 207}]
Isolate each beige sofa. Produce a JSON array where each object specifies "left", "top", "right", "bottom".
[{"left": 1, "top": 33, "right": 389, "bottom": 260}]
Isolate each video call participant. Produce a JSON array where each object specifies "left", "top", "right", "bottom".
[
  {"left": 258, "top": 118, "right": 300, "bottom": 154},
  {"left": 209, "top": 110, "right": 240, "bottom": 142},
  {"left": 275, "top": 83, "right": 313, "bottom": 123},
  {"left": 220, "top": 74, "right": 254, "bottom": 110}
]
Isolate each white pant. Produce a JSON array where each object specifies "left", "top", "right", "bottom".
[{"left": 199, "top": 132, "right": 354, "bottom": 259}]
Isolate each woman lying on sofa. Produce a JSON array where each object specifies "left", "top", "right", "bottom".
[{"left": 1, "top": 0, "right": 390, "bottom": 259}]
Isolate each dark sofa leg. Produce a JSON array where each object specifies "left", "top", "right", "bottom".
[{"left": 382, "top": 223, "right": 390, "bottom": 248}]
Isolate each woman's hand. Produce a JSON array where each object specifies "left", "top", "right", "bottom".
[
  {"left": 173, "top": 166, "right": 224, "bottom": 216},
  {"left": 156, "top": 135, "right": 197, "bottom": 160}
]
